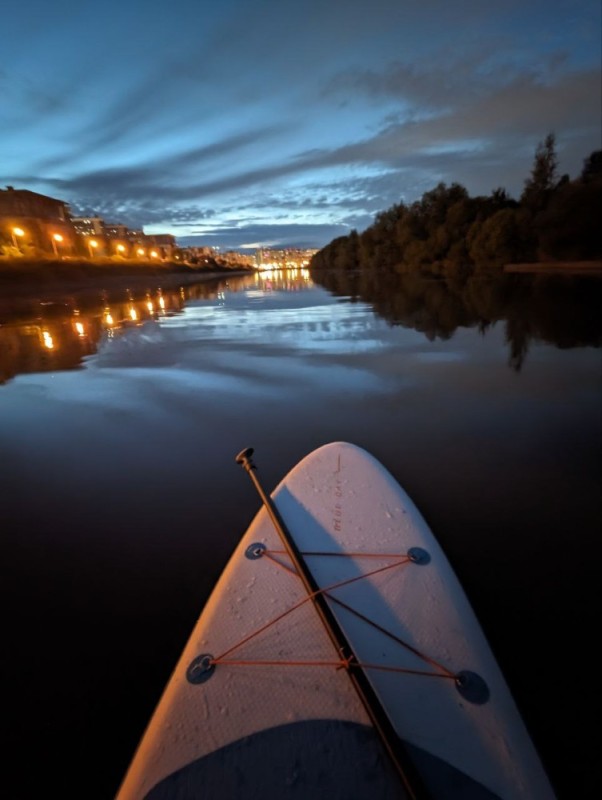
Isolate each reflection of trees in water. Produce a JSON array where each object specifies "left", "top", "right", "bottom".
[
  {"left": 311, "top": 269, "right": 602, "bottom": 371},
  {"left": 504, "top": 317, "right": 532, "bottom": 372}
]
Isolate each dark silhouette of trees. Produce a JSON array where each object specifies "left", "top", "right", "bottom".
[
  {"left": 581, "top": 150, "right": 602, "bottom": 182},
  {"left": 535, "top": 149, "right": 602, "bottom": 260},
  {"left": 521, "top": 133, "right": 559, "bottom": 211},
  {"left": 467, "top": 209, "right": 523, "bottom": 268},
  {"left": 310, "top": 136, "right": 601, "bottom": 278}
]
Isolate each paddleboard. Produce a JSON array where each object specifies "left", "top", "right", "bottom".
[{"left": 116, "top": 442, "right": 555, "bottom": 799}]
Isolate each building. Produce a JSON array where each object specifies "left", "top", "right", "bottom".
[
  {"left": 1, "top": 186, "right": 183, "bottom": 261},
  {"left": 0, "top": 186, "right": 76, "bottom": 255},
  {"left": 103, "top": 222, "right": 131, "bottom": 239},
  {"left": 256, "top": 248, "right": 318, "bottom": 268},
  {"left": 71, "top": 217, "right": 106, "bottom": 237},
  {"left": 137, "top": 233, "right": 177, "bottom": 259},
  {"left": 71, "top": 216, "right": 178, "bottom": 258}
]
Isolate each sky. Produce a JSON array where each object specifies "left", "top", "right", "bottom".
[{"left": 2, "top": 1, "right": 600, "bottom": 251}]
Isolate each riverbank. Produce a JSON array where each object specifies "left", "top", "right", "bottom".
[
  {"left": 0, "top": 258, "right": 257, "bottom": 323},
  {"left": 504, "top": 260, "right": 602, "bottom": 275},
  {"left": 0, "top": 257, "right": 256, "bottom": 298}
]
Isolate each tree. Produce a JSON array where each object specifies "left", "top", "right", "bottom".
[
  {"left": 580, "top": 150, "right": 602, "bottom": 183},
  {"left": 536, "top": 179, "right": 602, "bottom": 260},
  {"left": 521, "top": 133, "right": 559, "bottom": 211},
  {"left": 467, "top": 209, "right": 524, "bottom": 269},
  {"left": 414, "top": 183, "right": 469, "bottom": 230}
]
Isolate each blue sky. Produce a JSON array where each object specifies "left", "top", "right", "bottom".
[{"left": 2, "top": 0, "right": 600, "bottom": 250}]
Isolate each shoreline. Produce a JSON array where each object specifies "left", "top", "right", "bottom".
[
  {"left": 0, "top": 259, "right": 255, "bottom": 295},
  {"left": 0, "top": 261, "right": 256, "bottom": 321},
  {"left": 504, "top": 260, "right": 602, "bottom": 275}
]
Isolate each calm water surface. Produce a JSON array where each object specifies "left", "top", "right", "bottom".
[{"left": 1, "top": 269, "right": 600, "bottom": 798}]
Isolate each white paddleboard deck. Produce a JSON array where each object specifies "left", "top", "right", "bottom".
[{"left": 117, "top": 442, "right": 554, "bottom": 799}]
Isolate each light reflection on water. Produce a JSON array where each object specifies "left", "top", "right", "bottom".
[
  {"left": 0, "top": 278, "right": 237, "bottom": 384},
  {"left": 0, "top": 269, "right": 600, "bottom": 799},
  {"left": 0, "top": 271, "right": 430, "bottom": 390},
  {"left": 2, "top": 269, "right": 381, "bottom": 384}
]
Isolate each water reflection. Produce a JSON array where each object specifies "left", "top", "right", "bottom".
[
  {"left": 1, "top": 266, "right": 600, "bottom": 384},
  {"left": 0, "top": 269, "right": 313, "bottom": 385},
  {"left": 311, "top": 270, "right": 602, "bottom": 371},
  {"left": 0, "top": 265, "right": 599, "bottom": 800}
]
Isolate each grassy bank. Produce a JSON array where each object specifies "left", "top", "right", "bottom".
[{"left": 0, "top": 257, "right": 256, "bottom": 298}]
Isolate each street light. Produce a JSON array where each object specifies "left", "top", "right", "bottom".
[
  {"left": 51, "top": 233, "right": 63, "bottom": 257},
  {"left": 12, "top": 226, "right": 25, "bottom": 250},
  {"left": 116, "top": 243, "right": 126, "bottom": 256},
  {"left": 88, "top": 238, "right": 99, "bottom": 258},
  {"left": 150, "top": 250, "right": 159, "bottom": 259},
  {"left": 136, "top": 247, "right": 145, "bottom": 257}
]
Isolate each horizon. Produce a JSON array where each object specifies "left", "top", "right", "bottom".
[{"left": 2, "top": 1, "right": 601, "bottom": 251}]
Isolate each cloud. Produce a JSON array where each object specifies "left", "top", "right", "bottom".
[
  {"left": 179, "top": 222, "right": 351, "bottom": 250},
  {"left": 293, "top": 65, "right": 602, "bottom": 198},
  {"left": 2, "top": 1, "right": 600, "bottom": 249},
  {"left": 0, "top": 68, "right": 66, "bottom": 122}
]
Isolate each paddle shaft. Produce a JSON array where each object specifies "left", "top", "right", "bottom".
[{"left": 236, "top": 448, "right": 430, "bottom": 800}]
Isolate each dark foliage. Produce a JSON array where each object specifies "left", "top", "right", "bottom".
[{"left": 311, "top": 137, "right": 601, "bottom": 277}]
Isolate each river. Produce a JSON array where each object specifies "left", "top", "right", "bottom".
[{"left": 1, "top": 268, "right": 599, "bottom": 798}]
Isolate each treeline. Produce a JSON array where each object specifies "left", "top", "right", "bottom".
[{"left": 310, "top": 136, "right": 602, "bottom": 277}]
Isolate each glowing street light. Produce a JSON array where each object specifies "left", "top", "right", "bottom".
[
  {"left": 88, "top": 238, "right": 99, "bottom": 258},
  {"left": 136, "top": 247, "right": 145, "bottom": 257},
  {"left": 51, "top": 233, "right": 64, "bottom": 257},
  {"left": 116, "top": 243, "right": 126, "bottom": 256},
  {"left": 150, "top": 250, "right": 159, "bottom": 259},
  {"left": 11, "top": 226, "right": 25, "bottom": 249}
]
